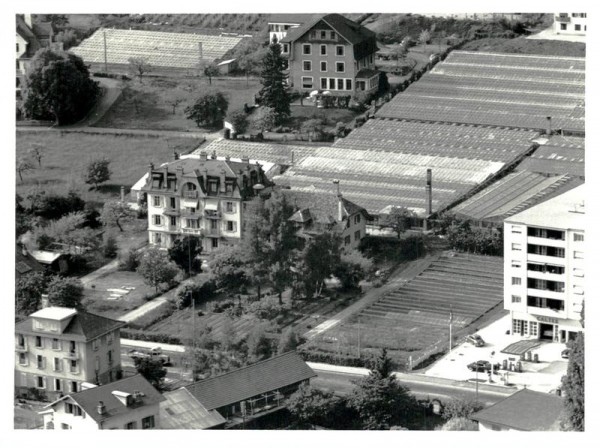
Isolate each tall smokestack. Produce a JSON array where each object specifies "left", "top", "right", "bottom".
[
  {"left": 546, "top": 116, "right": 552, "bottom": 135},
  {"left": 426, "top": 169, "right": 433, "bottom": 216}
]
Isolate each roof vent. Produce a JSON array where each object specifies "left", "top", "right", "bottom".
[{"left": 97, "top": 401, "right": 106, "bottom": 415}]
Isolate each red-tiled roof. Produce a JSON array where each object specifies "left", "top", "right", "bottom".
[
  {"left": 471, "top": 389, "right": 563, "bottom": 431},
  {"left": 63, "top": 375, "right": 165, "bottom": 424},
  {"left": 185, "top": 352, "right": 316, "bottom": 410}
]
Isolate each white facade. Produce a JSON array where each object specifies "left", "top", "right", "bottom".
[
  {"left": 503, "top": 185, "right": 585, "bottom": 343},
  {"left": 554, "top": 13, "right": 587, "bottom": 35},
  {"left": 268, "top": 21, "right": 303, "bottom": 44}
]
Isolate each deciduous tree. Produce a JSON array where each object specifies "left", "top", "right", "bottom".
[
  {"left": 561, "top": 311, "right": 584, "bottom": 430},
  {"left": 277, "top": 327, "right": 300, "bottom": 354},
  {"left": 83, "top": 158, "right": 111, "bottom": 190},
  {"left": 299, "top": 232, "right": 342, "bottom": 299},
  {"left": 16, "top": 271, "right": 49, "bottom": 316},
  {"left": 134, "top": 358, "right": 167, "bottom": 389},
  {"left": 441, "top": 398, "right": 484, "bottom": 420},
  {"left": 253, "top": 106, "right": 277, "bottom": 132},
  {"left": 128, "top": 57, "right": 151, "bottom": 83},
  {"left": 46, "top": 276, "right": 84, "bottom": 309},
  {"left": 16, "top": 157, "right": 35, "bottom": 182},
  {"left": 168, "top": 236, "right": 203, "bottom": 275},
  {"left": 439, "top": 417, "right": 478, "bottom": 431},
  {"left": 226, "top": 110, "right": 249, "bottom": 134},
  {"left": 137, "top": 248, "right": 181, "bottom": 292},
  {"left": 287, "top": 384, "right": 343, "bottom": 429},
  {"left": 100, "top": 200, "right": 134, "bottom": 232},
  {"left": 246, "top": 324, "right": 272, "bottom": 362},
  {"left": 28, "top": 144, "right": 44, "bottom": 167},
  {"left": 381, "top": 206, "right": 415, "bottom": 239},
  {"left": 185, "top": 91, "right": 229, "bottom": 128},
  {"left": 203, "top": 63, "right": 220, "bottom": 85}
]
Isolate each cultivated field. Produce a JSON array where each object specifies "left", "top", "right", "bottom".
[
  {"left": 15, "top": 131, "right": 201, "bottom": 204},
  {"left": 307, "top": 252, "right": 504, "bottom": 369}
]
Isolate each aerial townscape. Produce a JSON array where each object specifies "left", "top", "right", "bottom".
[{"left": 14, "top": 11, "right": 585, "bottom": 433}]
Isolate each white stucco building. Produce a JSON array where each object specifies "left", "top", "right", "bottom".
[
  {"left": 503, "top": 184, "right": 585, "bottom": 343},
  {"left": 554, "top": 13, "right": 587, "bottom": 35}
]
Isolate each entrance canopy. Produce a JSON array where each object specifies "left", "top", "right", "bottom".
[{"left": 500, "top": 340, "right": 542, "bottom": 356}]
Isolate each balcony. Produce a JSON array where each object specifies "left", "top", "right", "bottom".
[
  {"left": 527, "top": 288, "right": 565, "bottom": 300},
  {"left": 183, "top": 191, "right": 198, "bottom": 199},
  {"left": 65, "top": 351, "right": 79, "bottom": 360},
  {"left": 181, "top": 227, "right": 203, "bottom": 235},
  {"left": 207, "top": 227, "right": 220, "bottom": 236},
  {"left": 15, "top": 344, "right": 28, "bottom": 353},
  {"left": 555, "top": 15, "right": 571, "bottom": 23},
  {"left": 180, "top": 210, "right": 202, "bottom": 219},
  {"left": 527, "top": 236, "right": 565, "bottom": 248}
]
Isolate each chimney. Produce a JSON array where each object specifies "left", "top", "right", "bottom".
[
  {"left": 97, "top": 401, "right": 106, "bottom": 415},
  {"left": 211, "top": 150, "right": 217, "bottom": 160},
  {"left": 426, "top": 169, "right": 433, "bottom": 216},
  {"left": 225, "top": 155, "right": 230, "bottom": 162},
  {"left": 148, "top": 162, "right": 154, "bottom": 174},
  {"left": 546, "top": 116, "right": 552, "bottom": 135},
  {"left": 120, "top": 186, "right": 125, "bottom": 202},
  {"left": 41, "top": 294, "right": 49, "bottom": 309},
  {"left": 219, "top": 169, "right": 227, "bottom": 193},
  {"left": 173, "top": 150, "right": 179, "bottom": 161},
  {"left": 176, "top": 165, "right": 184, "bottom": 178},
  {"left": 199, "top": 151, "right": 208, "bottom": 162},
  {"left": 241, "top": 155, "right": 250, "bottom": 164}
]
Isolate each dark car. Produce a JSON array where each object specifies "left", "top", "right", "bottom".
[
  {"left": 466, "top": 334, "right": 485, "bottom": 347},
  {"left": 467, "top": 360, "right": 501, "bottom": 373},
  {"left": 561, "top": 348, "right": 571, "bottom": 359}
]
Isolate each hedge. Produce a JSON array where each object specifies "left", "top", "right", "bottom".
[
  {"left": 120, "top": 328, "right": 183, "bottom": 345},
  {"left": 297, "top": 348, "right": 370, "bottom": 368}
]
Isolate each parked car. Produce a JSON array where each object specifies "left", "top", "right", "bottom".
[
  {"left": 561, "top": 348, "right": 571, "bottom": 359},
  {"left": 467, "top": 334, "right": 485, "bottom": 347},
  {"left": 467, "top": 360, "right": 501, "bottom": 373},
  {"left": 128, "top": 347, "right": 171, "bottom": 365}
]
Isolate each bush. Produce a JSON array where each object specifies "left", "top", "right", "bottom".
[
  {"left": 298, "top": 348, "right": 369, "bottom": 368},
  {"left": 212, "top": 301, "right": 235, "bottom": 313},
  {"left": 119, "top": 248, "right": 140, "bottom": 271},
  {"left": 120, "top": 328, "right": 182, "bottom": 345},
  {"left": 92, "top": 72, "right": 131, "bottom": 80},
  {"left": 173, "top": 279, "right": 217, "bottom": 309},
  {"left": 102, "top": 234, "right": 118, "bottom": 258},
  {"left": 226, "top": 109, "right": 249, "bottom": 134}
]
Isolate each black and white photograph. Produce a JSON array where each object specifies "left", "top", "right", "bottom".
[{"left": 6, "top": 0, "right": 595, "bottom": 442}]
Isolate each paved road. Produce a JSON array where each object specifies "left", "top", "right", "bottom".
[
  {"left": 118, "top": 297, "right": 170, "bottom": 323},
  {"left": 303, "top": 255, "right": 437, "bottom": 340}
]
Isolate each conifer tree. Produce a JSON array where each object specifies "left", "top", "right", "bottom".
[{"left": 258, "top": 36, "right": 291, "bottom": 125}]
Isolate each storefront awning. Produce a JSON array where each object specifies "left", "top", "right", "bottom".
[
  {"left": 204, "top": 199, "right": 219, "bottom": 211},
  {"left": 182, "top": 199, "right": 199, "bottom": 208}
]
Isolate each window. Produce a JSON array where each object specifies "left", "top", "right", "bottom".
[
  {"left": 71, "top": 381, "right": 78, "bottom": 393},
  {"left": 302, "top": 76, "right": 313, "bottom": 88},
  {"left": 320, "top": 44, "right": 327, "bottom": 55},
  {"left": 95, "top": 356, "right": 100, "bottom": 371},
  {"left": 573, "top": 233, "right": 584, "bottom": 242},
  {"left": 511, "top": 277, "right": 521, "bottom": 286},
  {"left": 69, "top": 340, "right": 76, "bottom": 353},
  {"left": 575, "top": 24, "right": 581, "bottom": 31},
  {"left": 208, "top": 180, "right": 218, "bottom": 193},
  {"left": 354, "top": 230, "right": 361, "bottom": 241},
  {"left": 302, "top": 44, "right": 311, "bottom": 55},
  {"left": 125, "top": 421, "right": 138, "bottom": 430},
  {"left": 511, "top": 260, "right": 521, "bottom": 268},
  {"left": 54, "top": 357, "right": 61, "bottom": 371},
  {"left": 344, "top": 235, "right": 351, "bottom": 245},
  {"left": 320, "top": 61, "right": 327, "bottom": 72},
  {"left": 320, "top": 30, "right": 326, "bottom": 39},
  {"left": 529, "top": 321, "right": 538, "bottom": 336},
  {"left": 37, "top": 355, "right": 44, "bottom": 369},
  {"left": 35, "top": 336, "right": 42, "bottom": 348},
  {"left": 152, "top": 215, "right": 162, "bottom": 226},
  {"left": 282, "top": 43, "right": 289, "bottom": 53},
  {"left": 142, "top": 415, "right": 155, "bottom": 429},
  {"left": 153, "top": 196, "right": 161, "bottom": 207},
  {"left": 170, "top": 216, "right": 176, "bottom": 226},
  {"left": 186, "top": 219, "right": 198, "bottom": 229},
  {"left": 17, "top": 334, "right": 25, "bottom": 348},
  {"left": 226, "top": 221, "right": 236, "bottom": 232},
  {"left": 560, "top": 23, "right": 567, "bottom": 30},
  {"left": 302, "top": 60, "right": 312, "bottom": 71},
  {"left": 336, "top": 45, "right": 344, "bottom": 56},
  {"left": 511, "top": 225, "right": 522, "bottom": 234},
  {"left": 92, "top": 339, "right": 100, "bottom": 351},
  {"left": 511, "top": 295, "right": 521, "bottom": 303},
  {"left": 329, "top": 78, "right": 335, "bottom": 89},
  {"left": 19, "top": 353, "right": 27, "bottom": 365},
  {"left": 153, "top": 232, "right": 162, "bottom": 244},
  {"left": 354, "top": 214, "right": 361, "bottom": 224},
  {"left": 225, "top": 182, "right": 234, "bottom": 194},
  {"left": 511, "top": 243, "right": 521, "bottom": 251},
  {"left": 169, "top": 197, "right": 176, "bottom": 209},
  {"left": 66, "top": 403, "right": 83, "bottom": 416},
  {"left": 70, "top": 360, "right": 78, "bottom": 373},
  {"left": 573, "top": 268, "right": 584, "bottom": 277},
  {"left": 61, "top": 423, "right": 71, "bottom": 430},
  {"left": 51, "top": 338, "right": 60, "bottom": 350},
  {"left": 211, "top": 219, "right": 218, "bottom": 230},
  {"left": 573, "top": 251, "right": 584, "bottom": 259},
  {"left": 321, "top": 77, "right": 328, "bottom": 89},
  {"left": 108, "top": 350, "right": 113, "bottom": 364},
  {"left": 573, "top": 285, "right": 584, "bottom": 295},
  {"left": 55, "top": 379, "right": 62, "bottom": 392},
  {"left": 310, "top": 30, "right": 317, "bottom": 39},
  {"left": 336, "top": 62, "right": 345, "bottom": 73},
  {"left": 17, "top": 43, "right": 20, "bottom": 52},
  {"left": 330, "top": 31, "right": 336, "bottom": 39},
  {"left": 337, "top": 79, "right": 344, "bottom": 90},
  {"left": 211, "top": 238, "right": 219, "bottom": 249},
  {"left": 225, "top": 202, "right": 234, "bottom": 213},
  {"left": 37, "top": 376, "right": 45, "bottom": 389},
  {"left": 345, "top": 79, "right": 352, "bottom": 91}
]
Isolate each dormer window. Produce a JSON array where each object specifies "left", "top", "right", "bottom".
[
  {"left": 225, "top": 182, "right": 234, "bottom": 193},
  {"left": 208, "top": 180, "right": 219, "bottom": 193}
]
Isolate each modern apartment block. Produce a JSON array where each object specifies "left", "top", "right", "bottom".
[
  {"left": 554, "top": 13, "right": 587, "bottom": 35},
  {"left": 140, "top": 152, "right": 267, "bottom": 253},
  {"left": 503, "top": 184, "right": 585, "bottom": 343},
  {"left": 15, "top": 300, "right": 125, "bottom": 400},
  {"left": 40, "top": 375, "right": 164, "bottom": 430},
  {"left": 280, "top": 13, "right": 379, "bottom": 96}
]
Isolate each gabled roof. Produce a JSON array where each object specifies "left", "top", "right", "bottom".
[
  {"left": 471, "top": 389, "right": 563, "bottom": 431},
  {"left": 16, "top": 309, "right": 125, "bottom": 341},
  {"left": 281, "top": 14, "right": 377, "bottom": 59},
  {"left": 51, "top": 375, "right": 165, "bottom": 424},
  {"left": 160, "top": 388, "right": 226, "bottom": 429},
  {"left": 283, "top": 189, "right": 368, "bottom": 225},
  {"left": 15, "top": 244, "right": 45, "bottom": 277},
  {"left": 186, "top": 352, "right": 316, "bottom": 410}
]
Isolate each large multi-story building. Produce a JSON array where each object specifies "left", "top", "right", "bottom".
[
  {"left": 554, "top": 13, "right": 587, "bottom": 35},
  {"left": 15, "top": 300, "right": 125, "bottom": 400},
  {"left": 267, "top": 14, "right": 317, "bottom": 44},
  {"left": 503, "top": 184, "right": 585, "bottom": 343},
  {"left": 40, "top": 375, "right": 164, "bottom": 430},
  {"left": 280, "top": 13, "right": 379, "bottom": 96},
  {"left": 140, "top": 152, "right": 268, "bottom": 253}
]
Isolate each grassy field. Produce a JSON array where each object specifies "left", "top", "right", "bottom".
[
  {"left": 460, "top": 37, "right": 586, "bottom": 57},
  {"left": 94, "top": 76, "right": 261, "bottom": 132},
  {"left": 15, "top": 131, "right": 201, "bottom": 205}
]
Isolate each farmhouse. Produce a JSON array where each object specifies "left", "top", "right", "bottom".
[
  {"left": 138, "top": 151, "right": 268, "bottom": 253},
  {"left": 280, "top": 14, "right": 379, "bottom": 96},
  {"left": 184, "top": 352, "right": 316, "bottom": 427},
  {"left": 15, "top": 299, "right": 125, "bottom": 400},
  {"left": 40, "top": 375, "right": 164, "bottom": 430}
]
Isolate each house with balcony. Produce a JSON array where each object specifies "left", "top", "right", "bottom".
[
  {"left": 503, "top": 184, "right": 584, "bottom": 343},
  {"left": 280, "top": 13, "right": 379, "bottom": 97},
  {"left": 282, "top": 189, "right": 370, "bottom": 250},
  {"left": 139, "top": 151, "right": 268, "bottom": 253},
  {"left": 267, "top": 14, "right": 318, "bottom": 44},
  {"left": 554, "top": 13, "right": 587, "bottom": 35},
  {"left": 184, "top": 351, "right": 316, "bottom": 427},
  {"left": 16, "top": 14, "right": 56, "bottom": 98},
  {"left": 15, "top": 298, "right": 125, "bottom": 400},
  {"left": 39, "top": 374, "right": 164, "bottom": 430}
]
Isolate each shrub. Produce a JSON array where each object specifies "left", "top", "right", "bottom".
[
  {"left": 119, "top": 248, "right": 140, "bottom": 271},
  {"left": 120, "top": 328, "right": 182, "bottom": 345},
  {"left": 173, "top": 279, "right": 217, "bottom": 309},
  {"left": 212, "top": 301, "right": 235, "bottom": 313},
  {"left": 102, "top": 234, "right": 118, "bottom": 258},
  {"left": 226, "top": 109, "right": 250, "bottom": 134},
  {"left": 298, "top": 348, "right": 369, "bottom": 368}
]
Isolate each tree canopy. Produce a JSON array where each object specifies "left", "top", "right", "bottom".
[
  {"left": 83, "top": 158, "right": 111, "bottom": 190},
  {"left": 185, "top": 91, "right": 229, "bottom": 128},
  {"left": 134, "top": 358, "right": 167, "bottom": 389},
  {"left": 561, "top": 309, "right": 584, "bottom": 431},
  {"left": 168, "top": 236, "right": 203, "bottom": 274},
  {"left": 46, "top": 276, "right": 84, "bottom": 309},
  {"left": 257, "top": 37, "right": 290, "bottom": 125},
  {"left": 381, "top": 206, "right": 415, "bottom": 239},
  {"left": 100, "top": 200, "right": 134, "bottom": 232},
  {"left": 23, "top": 49, "right": 100, "bottom": 125},
  {"left": 137, "top": 248, "right": 181, "bottom": 292},
  {"left": 16, "top": 271, "right": 49, "bottom": 316}
]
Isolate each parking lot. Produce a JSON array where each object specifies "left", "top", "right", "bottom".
[{"left": 425, "top": 314, "right": 569, "bottom": 393}]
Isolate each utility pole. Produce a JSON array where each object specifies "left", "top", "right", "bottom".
[
  {"left": 198, "top": 42, "right": 203, "bottom": 76},
  {"left": 449, "top": 307, "right": 453, "bottom": 353},
  {"left": 103, "top": 30, "right": 108, "bottom": 74},
  {"left": 357, "top": 316, "right": 361, "bottom": 358}
]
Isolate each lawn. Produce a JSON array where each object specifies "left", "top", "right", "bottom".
[
  {"left": 15, "top": 131, "right": 201, "bottom": 205},
  {"left": 460, "top": 37, "right": 586, "bottom": 57},
  {"left": 94, "top": 76, "right": 261, "bottom": 132}
]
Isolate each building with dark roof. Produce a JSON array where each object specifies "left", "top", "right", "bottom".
[
  {"left": 282, "top": 189, "right": 370, "bottom": 249},
  {"left": 139, "top": 150, "right": 268, "bottom": 253},
  {"left": 185, "top": 352, "right": 316, "bottom": 426},
  {"left": 40, "top": 375, "right": 165, "bottom": 430},
  {"left": 160, "top": 388, "right": 226, "bottom": 429},
  {"left": 280, "top": 13, "right": 379, "bottom": 96},
  {"left": 471, "top": 389, "right": 564, "bottom": 431},
  {"left": 15, "top": 302, "right": 125, "bottom": 400},
  {"left": 15, "top": 243, "right": 45, "bottom": 280}
]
